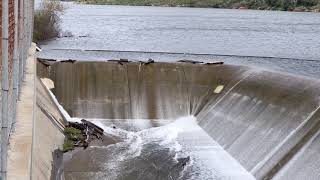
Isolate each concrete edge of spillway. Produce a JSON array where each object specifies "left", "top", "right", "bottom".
[
  {"left": 33, "top": 77, "right": 66, "bottom": 179},
  {"left": 36, "top": 58, "right": 320, "bottom": 180}
]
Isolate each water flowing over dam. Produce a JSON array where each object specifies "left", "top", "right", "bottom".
[{"left": 38, "top": 60, "right": 320, "bottom": 180}]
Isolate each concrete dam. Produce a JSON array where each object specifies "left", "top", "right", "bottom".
[{"left": 38, "top": 60, "right": 320, "bottom": 180}]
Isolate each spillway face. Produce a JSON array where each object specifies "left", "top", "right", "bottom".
[
  {"left": 48, "top": 62, "right": 251, "bottom": 119},
  {"left": 43, "top": 61, "right": 320, "bottom": 180}
]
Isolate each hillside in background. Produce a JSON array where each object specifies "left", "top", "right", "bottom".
[{"left": 76, "top": 0, "right": 320, "bottom": 11}]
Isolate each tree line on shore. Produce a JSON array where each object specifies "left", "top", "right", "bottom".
[{"left": 76, "top": 0, "right": 320, "bottom": 11}]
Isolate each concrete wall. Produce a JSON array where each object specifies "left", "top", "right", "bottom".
[
  {"left": 45, "top": 61, "right": 320, "bottom": 180},
  {"left": 7, "top": 44, "right": 35, "bottom": 180},
  {"left": 1, "top": 0, "right": 34, "bottom": 179},
  {"left": 31, "top": 78, "right": 65, "bottom": 180},
  {"left": 7, "top": 45, "right": 64, "bottom": 180}
]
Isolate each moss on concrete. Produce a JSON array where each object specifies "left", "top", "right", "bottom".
[
  {"left": 63, "top": 140, "right": 75, "bottom": 152},
  {"left": 63, "top": 127, "right": 83, "bottom": 152}
]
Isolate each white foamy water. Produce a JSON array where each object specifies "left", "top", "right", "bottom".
[
  {"left": 44, "top": 81, "right": 254, "bottom": 179},
  {"left": 91, "top": 116, "right": 255, "bottom": 180}
]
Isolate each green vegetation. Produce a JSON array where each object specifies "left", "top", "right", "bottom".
[
  {"left": 33, "top": 0, "right": 64, "bottom": 42},
  {"left": 62, "top": 127, "right": 84, "bottom": 152},
  {"left": 65, "top": 127, "right": 82, "bottom": 140},
  {"left": 77, "top": 0, "right": 320, "bottom": 11},
  {"left": 63, "top": 139, "right": 75, "bottom": 152}
]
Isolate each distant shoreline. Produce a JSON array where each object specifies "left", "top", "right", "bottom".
[{"left": 75, "top": 0, "right": 320, "bottom": 13}]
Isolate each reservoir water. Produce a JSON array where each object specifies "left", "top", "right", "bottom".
[
  {"left": 36, "top": 2, "right": 320, "bottom": 180},
  {"left": 38, "top": 2, "right": 320, "bottom": 78}
]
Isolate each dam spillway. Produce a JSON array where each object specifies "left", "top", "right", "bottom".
[{"left": 38, "top": 60, "right": 320, "bottom": 180}]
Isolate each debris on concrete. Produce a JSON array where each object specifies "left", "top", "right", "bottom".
[
  {"left": 139, "top": 59, "right": 155, "bottom": 66},
  {"left": 37, "top": 58, "right": 57, "bottom": 67},
  {"left": 205, "top": 62, "right": 224, "bottom": 65},
  {"left": 108, "top": 59, "right": 132, "bottom": 65},
  {"left": 141, "top": 58, "right": 155, "bottom": 65},
  {"left": 213, "top": 85, "right": 224, "bottom": 94},
  {"left": 178, "top": 59, "right": 204, "bottom": 64},
  {"left": 60, "top": 59, "right": 77, "bottom": 63},
  {"left": 63, "top": 119, "right": 104, "bottom": 152}
]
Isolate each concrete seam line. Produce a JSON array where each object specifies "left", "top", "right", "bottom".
[
  {"left": 251, "top": 103, "right": 320, "bottom": 176},
  {"left": 36, "top": 102, "right": 65, "bottom": 133},
  {"left": 38, "top": 77, "right": 68, "bottom": 124},
  {"left": 261, "top": 105, "right": 320, "bottom": 179},
  {"left": 30, "top": 43, "right": 36, "bottom": 180}
]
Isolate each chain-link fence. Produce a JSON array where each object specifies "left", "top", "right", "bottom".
[{"left": 1, "top": 0, "right": 34, "bottom": 179}]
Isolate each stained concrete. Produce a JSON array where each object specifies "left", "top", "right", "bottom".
[
  {"left": 31, "top": 77, "right": 65, "bottom": 180},
  {"left": 44, "top": 61, "right": 320, "bottom": 180}
]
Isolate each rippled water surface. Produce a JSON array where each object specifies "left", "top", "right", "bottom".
[{"left": 38, "top": 2, "right": 320, "bottom": 78}]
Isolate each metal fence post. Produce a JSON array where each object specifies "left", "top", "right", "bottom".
[
  {"left": 1, "top": 0, "right": 10, "bottom": 179},
  {"left": 18, "top": 0, "right": 24, "bottom": 98},
  {"left": 12, "top": 0, "right": 20, "bottom": 127}
]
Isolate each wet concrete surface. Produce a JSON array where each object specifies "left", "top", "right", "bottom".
[{"left": 41, "top": 61, "right": 320, "bottom": 180}]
